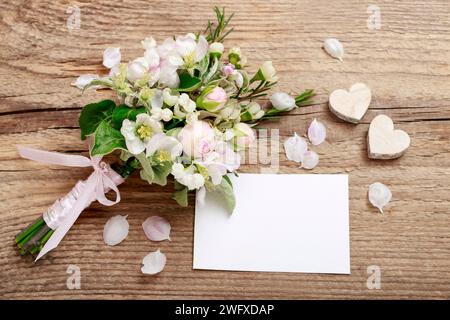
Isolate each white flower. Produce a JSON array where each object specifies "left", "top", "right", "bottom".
[
  {"left": 175, "top": 34, "right": 209, "bottom": 68},
  {"left": 103, "top": 47, "right": 121, "bottom": 69},
  {"left": 72, "top": 74, "right": 98, "bottom": 89},
  {"left": 270, "top": 92, "right": 296, "bottom": 111},
  {"left": 127, "top": 57, "right": 148, "bottom": 82},
  {"left": 259, "top": 61, "right": 278, "bottom": 82},
  {"left": 209, "top": 42, "right": 224, "bottom": 55},
  {"left": 178, "top": 93, "right": 196, "bottom": 113},
  {"left": 198, "top": 141, "right": 240, "bottom": 185},
  {"left": 145, "top": 133, "right": 182, "bottom": 160},
  {"left": 284, "top": 133, "right": 307, "bottom": 163},
  {"left": 120, "top": 114, "right": 163, "bottom": 155},
  {"left": 151, "top": 107, "right": 173, "bottom": 122},
  {"left": 162, "top": 88, "right": 179, "bottom": 106},
  {"left": 171, "top": 163, "right": 205, "bottom": 190}
]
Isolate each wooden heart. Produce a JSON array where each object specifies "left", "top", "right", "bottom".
[
  {"left": 368, "top": 115, "right": 410, "bottom": 159},
  {"left": 329, "top": 83, "right": 371, "bottom": 123}
]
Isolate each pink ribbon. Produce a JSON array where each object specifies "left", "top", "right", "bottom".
[{"left": 17, "top": 146, "right": 125, "bottom": 261}]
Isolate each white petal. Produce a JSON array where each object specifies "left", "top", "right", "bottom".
[
  {"left": 175, "top": 35, "right": 196, "bottom": 57},
  {"left": 368, "top": 182, "right": 392, "bottom": 213},
  {"left": 324, "top": 38, "right": 344, "bottom": 61},
  {"left": 103, "top": 215, "right": 129, "bottom": 246},
  {"left": 71, "top": 74, "right": 98, "bottom": 89},
  {"left": 103, "top": 47, "right": 121, "bottom": 68},
  {"left": 194, "top": 35, "right": 209, "bottom": 62},
  {"left": 308, "top": 118, "right": 326, "bottom": 145},
  {"left": 151, "top": 90, "right": 163, "bottom": 109},
  {"left": 284, "top": 133, "right": 307, "bottom": 163},
  {"left": 142, "top": 216, "right": 171, "bottom": 241},
  {"left": 301, "top": 151, "right": 319, "bottom": 169},
  {"left": 141, "top": 249, "right": 166, "bottom": 275}
]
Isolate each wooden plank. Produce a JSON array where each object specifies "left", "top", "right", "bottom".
[{"left": 1, "top": 0, "right": 449, "bottom": 299}]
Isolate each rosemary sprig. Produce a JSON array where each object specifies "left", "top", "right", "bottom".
[{"left": 205, "top": 6, "right": 234, "bottom": 43}]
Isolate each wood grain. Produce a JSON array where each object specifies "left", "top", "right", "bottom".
[{"left": 1, "top": 0, "right": 450, "bottom": 299}]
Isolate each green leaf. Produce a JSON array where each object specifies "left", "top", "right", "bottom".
[
  {"left": 213, "top": 175, "right": 236, "bottom": 213},
  {"left": 91, "top": 121, "right": 126, "bottom": 156},
  {"left": 177, "top": 73, "right": 201, "bottom": 92},
  {"left": 112, "top": 105, "right": 146, "bottom": 129},
  {"left": 173, "top": 182, "right": 188, "bottom": 207},
  {"left": 79, "top": 100, "right": 116, "bottom": 140}
]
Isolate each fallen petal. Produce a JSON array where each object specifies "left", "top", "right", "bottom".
[
  {"left": 141, "top": 249, "right": 166, "bottom": 275},
  {"left": 71, "top": 74, "right": 98, "bottom": 89},
  {"left": 284, "top": 133, "right": 308, "bottom": 163},
  {"left": 302, "top": 151, "right": 319, "bottom": 169},
  {"left": 368, "top": 182, "right": 392, "bottom": 213},
  {"left": 142, "top": 216, "right": 171, "bottom": 241},
  {"left": 103, "top": 215, "right": 129, "bottom": 246},
  {"left": 324, "top": 38, "right": 344, "bottom": 61},
  {"left": 308, "top": 118, "right": 326, "bottom": 145}
]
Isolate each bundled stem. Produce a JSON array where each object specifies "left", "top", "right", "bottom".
[{"left": 15, "top": 159, "right": 136, "bottom": 258}]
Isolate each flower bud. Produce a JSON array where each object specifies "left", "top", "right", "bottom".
[
  {"left": 270, "top": 92, "right": 296, "bottom": 111},
  {"left": 196, "top": 86, "right": 228, "bottom": 112},
  {"left": 233, "top": 123, "right": 256, "bottom": 150},
  {"left": 209, "top": 42, "right": 224, "bottom": 58},
  {"left": 228, "top": 47, "right": 246, "bottom": 68},
  {"left": 222, "top": 63, "right": 235, "bottom": 76},
  {"left": 253, "top": 61, "right": 278, "bottom": 83},
  {"left": 162, "top": 88, "right": 178, "bottom": 106}
]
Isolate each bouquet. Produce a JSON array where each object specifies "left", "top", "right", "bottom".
[{"left": 15, "top": 7, "right": 314, "bottom": 260}]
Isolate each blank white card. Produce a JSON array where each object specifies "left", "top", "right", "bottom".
[{"left": 194, "top": 174, "right": 350, "bottom": 274}]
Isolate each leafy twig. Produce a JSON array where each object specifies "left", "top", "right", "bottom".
[{"left": 205, "top": 7, "right": 234, "bottom": 43}]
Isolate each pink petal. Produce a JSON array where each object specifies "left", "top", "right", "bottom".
[
  {"left": 142, "top": 216, "right": 171, "bottom": 241},
  {"left": 307, "top": 118, "right": 326, "bottom": 145}
]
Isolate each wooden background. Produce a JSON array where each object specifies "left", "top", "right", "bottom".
[{"left": 1, "top": 0, "right": 449, "bottom": 299}]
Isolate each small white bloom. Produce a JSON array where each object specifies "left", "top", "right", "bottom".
[
  {"left": 186, "top": 111, "right": 198, "bottom": 124},
  {"left": 71, "top": 74, "right": 98, "bottom": 89},
  {"left": 150, "top": 89, "right": 163, "bottom": 109},
  {"left": 209, "top": 42, "right": 224, "bottom": 54},
  {"left": 178, "top": 93, "right": 196, "bottom": 113},
  {"left": 120, "top": 114, "right": 163, "bottom": 155},
  {"left": 259, "top": 61, "right": 278, "bottom": 82},
  {"left": 284, "top": 133, "right": 307, "bottom": 163},
  {"left": 171, "top": 163, "right": 205, "bottom": 190},
  {"left": 162, "top": 88, "right": 179, "bottom": 106},
  {"left": 270, "top": 92, "right": 296, "bottom": 111},
  {"left": 103, "top": 47, "right": 121, "bottom": 69},
  {"left": 145, "top": 133, "right": 182, "bottom": 160}
]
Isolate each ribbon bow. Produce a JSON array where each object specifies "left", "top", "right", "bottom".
[{"left": 17, "top": 146, "right": 125, "bottom": 261}]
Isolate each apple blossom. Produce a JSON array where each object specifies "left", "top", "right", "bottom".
[{"left": 120, "top": 114, "right": 163, "bottom": 155}]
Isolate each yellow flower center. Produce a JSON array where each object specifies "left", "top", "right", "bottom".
[
  {"left": 158, "top": 150, "right": 171, "bottom": 162},
  {"left": 136, "top": 124, "right": 153, "bottom": 140}
]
